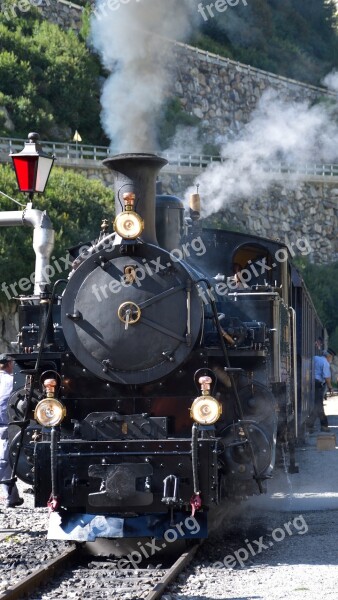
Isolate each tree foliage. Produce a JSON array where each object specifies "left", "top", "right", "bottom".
[
  {"left": 0, "top": 164, "right": 114, "bottom": 303},
  {"left": 158, "top": 98, "right": 201, "bottom": 149},
  {"left": 193, "top": 0, "right": 338, "bottom": 86},
  {"left": 0, "top": 1, "right": 337, "bottom": 143},
  {"left": 0, "top": 9, "right": 105, "bottom": 143},
  {"left": 296, "top": 259, "right": 338, "bottom": 351}
]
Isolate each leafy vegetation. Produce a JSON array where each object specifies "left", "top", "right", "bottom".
[
  {"left": 192, "top": 0, "right": 338, "bottom": 86},
  {"left": 158, "top": 98, "right": 200, "bottom": 150},
  {"left": 0, "top": 1, "right": 337, "bottom": 143},
  {"left": 0, "top": 8, "right": 105, "bottom": 143},
  {"left": 0, "top": 1, "right": 337, "bottom": 343},
  {"left": 295, "top": 259, "right": 338, "bottom": 351},
  {"left": 0, "top": 164, "right": 114, "bottom": 303}
]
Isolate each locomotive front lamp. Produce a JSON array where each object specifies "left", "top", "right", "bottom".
[
  {"left": 114, "top": 192, "right": 144, "bottom": 239},
  {"left": 190, "top": 376, "right": 222, "bottom": 425},
  {"left": 10, "top": 132, "right": 55, "bottom": 200},
  {"left": 34, "top": 379, "right": 66, "bottom": 427}
]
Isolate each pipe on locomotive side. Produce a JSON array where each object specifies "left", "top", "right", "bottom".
[{"left": 0, "top": 208, "right": 55, "bottom": 295}]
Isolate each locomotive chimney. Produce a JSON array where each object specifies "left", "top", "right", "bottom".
[{"left": 103, "top": 153, "right": 167, "bottom": 245}]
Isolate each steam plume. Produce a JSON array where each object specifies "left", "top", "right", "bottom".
[
  {"left": 185, "top": 88, "right": 338, "bottom": 217},
  {"left": 91, "top": 0, "right": 196, "bottom": 153},
  {"left": 322, "top": 70, "right": 338, "bottom": 93}
]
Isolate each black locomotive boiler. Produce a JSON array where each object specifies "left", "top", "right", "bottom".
[{"left": 6, "top": 153, "right": 323, "bottom": 547}]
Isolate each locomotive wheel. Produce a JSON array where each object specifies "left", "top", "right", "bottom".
[
  {"left": 8, "top": 423, "right": 41, "bottom": 484},
  {"left": 7, "top": 387, "right": 40, "bottom": 423},
  {"left": 237, "top": 382, "right": 277, "bottom": 424},
  {"left": 220, "top": 420, "right": 272, "bottom": 480}
]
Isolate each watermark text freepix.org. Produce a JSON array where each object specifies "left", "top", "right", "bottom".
[
  {"left": 91, "top": 235, "right": 207, "bottom": 302},
  {"left": 92, "top": 0, "right": 142, "bottom": 21},
  {"left": 0, "top": 233, "right": 312, "bottom": 302},
  {"left": 1, "top": 0, "right": 51, "bottom": 21},
  {"left": 1, "top": 0, "right": 140, "bottom": 21},
  {"left": 212, "top": 514, "right": 308, "bottom": 569},
  {"left": 197, "top": 0, "right": 248, "bottom": 23},
  {"left": 117, "top": 514, "right": 200, "bottom": 569},
  {"left": 1, "top": 253, "right": 73, "bottom": 300},
  {"left": 198, "top": 235, "right": 312, "bottom": 305}
]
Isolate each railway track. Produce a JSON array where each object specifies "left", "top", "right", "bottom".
[{"left": 0, "top": 540, "right": 200, "bottom": 600}]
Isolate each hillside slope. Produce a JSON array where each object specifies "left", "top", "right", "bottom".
[{"left": 192, "top": 0, "right": 338, "bottom": 86}]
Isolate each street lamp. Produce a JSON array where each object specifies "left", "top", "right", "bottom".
[
  {"left": 73, "top": 130, "right": 82, "bottom": 159},
  {"left": 10, "top": 132, "right": 55, "bottom": 200}
]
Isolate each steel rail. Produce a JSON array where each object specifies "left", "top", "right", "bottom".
[
  {"left": 0, "top": 538, "right": 200, "bottom": 600},
  {"left": 0, "top": 545, "right": 77, "bottom": 600},
  {"left": 145, "top": 543, "right": 201, "bottom": 600}
]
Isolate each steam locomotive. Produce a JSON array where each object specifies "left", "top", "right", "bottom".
[{"left": 6, "top": 153, "right": 323, "bottom": 548}]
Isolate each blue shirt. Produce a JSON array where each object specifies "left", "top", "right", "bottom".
[{"left": 314, "top": 355, "right": 331, "bottom": 383}]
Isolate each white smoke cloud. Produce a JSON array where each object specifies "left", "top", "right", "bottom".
[
  {"left": 322, "top": 70, "right": 338, "bottom": 93},
  {"left": 91, "top": 0, "right": 197, "bottom": 153},
  {"left": 90, "top": 2, "right": 338, "bottom": 214},
  {"left": 163, "top": 126, "right": 203, "bottom": 156},
  {"left": 185, "top": 88, "right": 338, "bottom": 216}
]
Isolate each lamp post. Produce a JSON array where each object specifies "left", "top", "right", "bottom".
[
  {"left": 10, "top": 132, "right": 55, "bottom": 202},
  {"left": 73, "top": 130, "right": 82, "bottom": 159},
  {"left": 0, "top": 132, "right": 56, "bottom": 296}
]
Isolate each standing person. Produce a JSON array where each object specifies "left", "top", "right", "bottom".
[
  {"left": 0, "top": 354, "right": 23, "bottom": 508},
  {"left": 323, "top": 348, "right": 336, "bottom": 400},
  {"left": 315, "top": 337, "right": 324, "bottom": 354},
  {"left": 307, "top": 350, "right": 334, "bottom": 433}
]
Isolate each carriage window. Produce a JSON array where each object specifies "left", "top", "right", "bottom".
[{"left": 231, "top": 244, "right": 273, "bottom": 287}]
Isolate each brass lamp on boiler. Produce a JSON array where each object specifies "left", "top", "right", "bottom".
[
  {"left": 190, "top": 376, "right": 222, "bottom": 425},
  {"left": 34, "top": 379, "right": 66, "bottom": 428},
  {"left": 113, "top": 192, "right": 144, "bottom": 240}
]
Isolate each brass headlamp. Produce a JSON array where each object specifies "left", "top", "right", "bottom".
[
  {"left": 34, "top": 379, "right": 66, "bottom": 427},
  {"left": 190, "top": 376, "right": 222, "bottom": 425},
  {"left": 114, "top": 192, "right": 144, "bottom": 240}
]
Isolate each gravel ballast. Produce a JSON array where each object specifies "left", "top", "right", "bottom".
[
  {"left": 164, "top": 394, "right": 338, "bottom": 599},
  {"left": 1, "top": 395, "right": 338, "bottom": 599}
]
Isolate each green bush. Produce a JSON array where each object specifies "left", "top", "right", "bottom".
[
  {"left": 158, "top": 98, "right": 200, "bottom": 149},
  {"left": 195, "top": 0, "right": 338, "bottom": 86},
  {"left": 295, "top": 258, "right": 338, "bottom": 351},
  {"left": 0, "top": 164, "right": 114, "bottom": 302},
  {"left": 0, "top": 11, "right": 104, "bottom": 143}
]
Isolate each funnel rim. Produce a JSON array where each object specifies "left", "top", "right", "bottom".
[{"left": 103, "top": 152, "right": 168, "bottom": 168}]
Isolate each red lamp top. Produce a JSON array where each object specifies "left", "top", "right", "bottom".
[{"left": 10, "top": 132, "right": 55, "bottom": 195}]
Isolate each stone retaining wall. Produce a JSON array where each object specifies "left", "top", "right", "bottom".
[
  {"left": 223, "top": 180, "right": 338, "bottom": 263},
  {"left": 71, "top": 164, "right": 338, "bottom": 264},
  {"left": 3, "top": 1, "right": 337, "bottom": 264},
  {"left": 33, "top": 2, "right": 334, "bottom": 145},
  {"left": 171, "top": 43, "right": 333, "bottom": 146},
  {"left": 42, "top": 0, "right": 84, "bottom": 30},
  {"left": 0, "top": 0, "right": 84, "bottom": 29}
]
